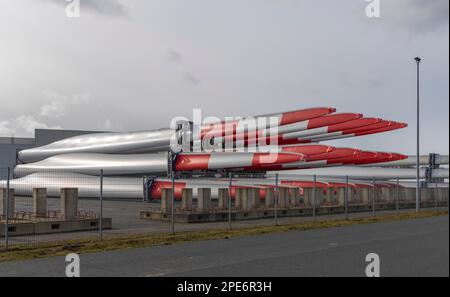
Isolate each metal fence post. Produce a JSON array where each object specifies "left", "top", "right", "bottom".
[
  {"left": 228, "top": 172, "right": 232, "bottom": 231},
  {"left": 313, "top": 175, "right": 317, "bottom": 223},
  {"left": 447, "top": 186, "right": 450, "bottom": 207},
  {"left": 99, "top": 169, "right": 103, "bottom": 241},
  {"left": 274, "top": 173, "right": 279, "bottom": 226},
  {"left": 142, "top": 176, "right": 146, "bottom": 202},
  {"left": 5, "top": 167, "right": 10, "bottom": 250},
  {"left": 345, "top": 176, "right": 349, "bottom": 220},
  {"left": 396, "top": 177, "right": 400, "bottom": 215},
  {"left": 372, "top": 177, "right": 376, "bottom": 217},
  {"left": 171, "top": 171, "right": 175, "bottom": 235},
  {"left": 435, "top": 183, "right": 438, "bottom": 210}
]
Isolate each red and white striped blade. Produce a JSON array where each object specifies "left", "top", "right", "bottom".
[
  {"left": 267, "top": 107, "right": 337, "bottom": 126},
  {"left": 313, "top": 122, "right": 408, "bottom": 142},
  {"left": 209, "top": 113, "right": 362, "bottom": 144},
  {"left": 200, "top": 107, "right": 336, "bottom": 138},
  {"left": 280, "top": 144, "right": 335, "bottom": 156},
  {"left": 349, "top": 152, "right": 407, "bottom": 165},
  {"left": 256, "top": 148, "right": 359, "bottom": 170},
  {"left": 307, "top": 148, "right": 360, "bottom": 162},
  {"left": 174, "top": 152, "right": 306, "bottom": 171},
  {"left": 335, "top": 151, "right": 379, "bottom": 164},
  {"left": 278, "top": 113, "right": 365, "bottom": 140},
  {"left": 279, "top": 117, "right": 380, "bottom": 142},
  {"left": 260, "top": 149, "right": 407, "bottom": 170},
  {"left": 273, "top": 112, "right": 362, "bottom": 135},
  {"left": 291, "top": 121, "right": 407, "bottom": 144}
]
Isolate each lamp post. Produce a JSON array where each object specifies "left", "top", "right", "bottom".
[{"left": 414, "top": 57, "right": 421, "bottom": 213}]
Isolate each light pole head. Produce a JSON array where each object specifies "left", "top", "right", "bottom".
[{"left": 414, "top": 57, "right": 421, "bottom": 63}]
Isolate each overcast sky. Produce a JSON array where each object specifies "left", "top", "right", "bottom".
[{"left": 0, "top": 0, "right": 448, "bottom": 155}]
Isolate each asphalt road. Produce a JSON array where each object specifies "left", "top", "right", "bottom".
[{"left": 0, "top": 215, "right": 448, "bottom": 277}]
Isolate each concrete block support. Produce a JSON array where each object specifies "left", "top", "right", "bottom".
[
  {"left": 420, "top": 188, "right": 429, "bottom": 201},
  {"left": 181, "top": 188, "right": 193, "bottom": 210},
  {"left": 302, "top": 188, "right": 312, "bottom": 206},
  {"left": 337, "top": 188, "right": 346, "bottom": 206},
  {"left": 399, "top": 188, "right": 407, "bottom": 202},
  {"left": 324, "top": 187, "right": 333, "bottom": 203},
  {"left": 235, "top": 188, "right": 242, "bottom": 209},
  {"left": 437, "top": 188, "right": 449, "bottom": 203},
  {"left": 358, "top": 188, "right": 370, "bottom": 204},
  {"left": 161, "top": 188, "right": 173, "bottom": 213},
  {"left": 33, "top": 188, "right": 47, "bottom": 217},
  {"left": 399, "top": 187, "right": 406, "bottom": 201},
  {"left": 218, "top": 188, "right": 229, "bottom": 209},
  {"left": 290, "top": 188, "right": 300, "bottom": 207},
  {"left": 403, "top": 188, "right": 416, "bottom": 202},
  {"left": 348, "top": 188, "right": 356, "bottom": 203},
  {"left": 316, "top": 188, "right": 326, "bottom": 205},
  {"left": 264, "top": 188, "right": 275, "bottom": 208},
  {"left": 239, "top": 189, "right": 249, "bottom": 211},
  {"left": 428, "top": 188, "right": 436, "bottom": 202},
  {"left": 388, "top": 188, "right": 398, "bottom": 202},
  {"left": 443, "top": 188, "right": 449, "bottom": 202},
  {"left": 278, "top": 188, "right": 289, "bottom": 208},
  {"left": 242, "top": 189, "right": 252, "bottom": 210},
  {"left": 0, "top": 188, "right": 15, "bottom": 219},
  {"left": 373, "top": 187, "right": 382, "bottom": 202},
  {"left": 60, "top": 188, "right": 78, "bottom": 220},
  {"left": 197, "top": 188, "right": 211, "bottom": 212},
  {"left": 249, "top": 188, "right": 260, "bottom": 209},
  {"left": 436, "top": 188, "right": 442, "bottom": 202},
  {"left": 380, "top": 187, "right": 391, "bottom": 202}
]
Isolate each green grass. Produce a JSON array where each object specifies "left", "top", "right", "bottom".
[{"left": 0, "top": 210, "right": 447, "bottom": 262}]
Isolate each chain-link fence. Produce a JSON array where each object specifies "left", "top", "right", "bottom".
[{"left": 1, "top": 168, "right": 449, "bottom": 251}]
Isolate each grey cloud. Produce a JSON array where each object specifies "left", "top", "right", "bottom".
[
  {"left": 40, "top": 100, "right": 66, "bottom": 118},
  {"left": 100, "top": 118, "right": 123, "bottom": 131},
  {"left": 48, "top": 0, "right": 127, "bottom": 18},
  {"left": 82, "top": 0, "right": 127, "bottom": 18},
  {"left": 383, "top": 0, "right": 449, "bottom": 33},
  {"left": 165, "top": 48, "right": 183, "bottom": 63},
  {"left": 0, "top": 121, "right": 15, "bottom": 136},
  {"left": 164, "top": 48, "right": 201, "bottom": 85},
  {"left": 0, "top": 91, "right": 92, "bottom": 136},
  {"left": 1, "top": 1, "right": 447, "bottom": 153},
  {"left": 39, "top": 91, "right": 91, "bottom": 118},
  {"left": 184, "top": 72, "right": 201, "bottom": 86},
  {"left": 15, "top": 115, "right": 61, "bottom": 134}
]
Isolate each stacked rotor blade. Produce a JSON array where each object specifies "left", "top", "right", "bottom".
[
  {"left": 13, "top": 106, "right": 410, "bottom": 179},
  {"left": 17, "top": 107, "right": 334, "bottom": 163},
  {"left": 14, "top": 151, "right": 306, "bottom": 177},
  {"left": 262, "top": 148, "right": 407, "bottom": 170},
  {"left": 208, "top": 112, "right": 362, "bottom": 143},
  {"left": 283, "top": 120, "right": 407, "bottom": 144},
  {"left": 201, "top": 107, "right": 336, "bottom": 136},
  {"left": 17, "top": 129, "right": 176, "bottom": 163},
  {"left": 359, "top": 155, "right": 449, "bottom": 167}
]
